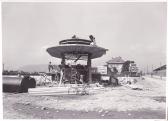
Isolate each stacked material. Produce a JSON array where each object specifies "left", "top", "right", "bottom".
[
  {"left": 28, "top": 84, "right": 105, "bottom": 95},
  {"left": 28, "top": 87, "right": 69, "bottom": 95},
  {"left": 117, "top": 77, "right": 143, "bottom": 90},
  {"left": 117, "top": 77, "right": 140, "bottom": 85}
]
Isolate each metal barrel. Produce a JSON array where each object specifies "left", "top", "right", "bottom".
[{"left": 3, "top": 76, "right": 36, "bottom": 93}]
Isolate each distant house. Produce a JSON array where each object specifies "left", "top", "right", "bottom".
[
  {"left": 153, "top": 65, "right": 166, "bottom": 77},
  {"left": 106, "top": 57, "right": 125, "bottom": 74}
]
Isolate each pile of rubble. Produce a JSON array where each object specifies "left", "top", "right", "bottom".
[{"left": 117, "top": 77, "right": 143, "bottom": 90}]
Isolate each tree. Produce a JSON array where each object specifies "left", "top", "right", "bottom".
[
  {"left": 113, "top": 67, "right": 118, "bottom": 74},
  {"left": 122, "top": 60, "right": 134, "bottom": 75}
]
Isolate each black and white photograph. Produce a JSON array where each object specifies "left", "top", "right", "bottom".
[{"left": 1, "top": 1, "right": 167, "bottom": 119}]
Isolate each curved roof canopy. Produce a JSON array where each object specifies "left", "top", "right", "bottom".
[{"left": 46, "top": 39, "right": 108, "bottom": 59}]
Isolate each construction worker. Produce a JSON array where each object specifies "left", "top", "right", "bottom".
[
  {"left": 48, "top": 61, "right": 53, "bottom": 73},
  {"left": 72, "top": 35, "right": 77, "bottom": 39},
  {"left": 89, "top": 35, "right": 96, "bottom": 45}
]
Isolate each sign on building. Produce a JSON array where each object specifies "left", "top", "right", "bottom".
[{"left": 129, "top": 63, "right": 138, "bottom": 72}]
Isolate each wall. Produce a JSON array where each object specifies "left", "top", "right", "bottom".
[{"left": 153, "top": 69, "right": 166, "bottom": 77}]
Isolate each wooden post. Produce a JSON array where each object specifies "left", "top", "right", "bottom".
[
  {"left": 61, "top": 53, "right": 65, "bottom": 66},
  {"left": 87, "top": 54, "right": 92, "bottom": 84}
]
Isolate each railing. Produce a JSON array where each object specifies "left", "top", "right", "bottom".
[{"left": 59, "top": 39, "right": 91, "bottom": 45}]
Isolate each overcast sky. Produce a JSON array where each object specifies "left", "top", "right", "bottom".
[{"left": 2, "top": 2, "right": 166, "bottom": 72}]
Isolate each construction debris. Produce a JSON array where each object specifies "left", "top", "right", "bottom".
[
  {"left": 105, "top": 110, "right": 109, "bottom": 114},
  {"left": 98, "top": 109, "right": 103, "bottom": 113},
  {"left": 125, "top": 84, "right": 143, "bottom": 90},
  {"left": 24, "top": 102, "right": 31, "bottom": 105},
  {"left": 117, "top": 77, "right": 143, "bottom": 90},
  {"left": 41, "top": 107, "right": 47, "bottom": 110},
  {"left": 28, "top": 83, "right": 105, "bottom": 95},
  {"left": 85, "top": 109, "right": 89, "bottom": 113},
  {"left": 128, "top": 113, "right": 131, "bottom": 116}
]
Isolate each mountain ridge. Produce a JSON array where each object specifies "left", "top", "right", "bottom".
[{"left": 19, "top": 64, "right": 49, "bottom": 72}]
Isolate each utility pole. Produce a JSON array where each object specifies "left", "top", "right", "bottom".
[
  {"left": 159, "top": 62, "right": 162, "bottom": 80},
  {"left": 151, "top": 65, "right": 153, "bottom": 77},
  {"left": 147, "top": 65, "right": 148, "bottom": 74}
]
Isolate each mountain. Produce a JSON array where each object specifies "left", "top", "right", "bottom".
[{"left": 19, "top": 64, "right": 48, "bottom": 73}]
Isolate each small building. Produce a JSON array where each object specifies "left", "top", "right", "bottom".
[
  {"left": 106, "top": 57, "right": 139, "bottom": 77},
  {"left": 106, "top": 57, "right": 125, "bottom": 75},
  {"left": 153, "top": 65, "right": 166, "bottom": 77}
]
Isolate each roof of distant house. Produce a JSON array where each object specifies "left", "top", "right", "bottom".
[
  {"left": 153, "top": 65, "right": 166, "bottom": 71},
  {"left": 107, "top": 57, "right": 125, "bottom": 64}
]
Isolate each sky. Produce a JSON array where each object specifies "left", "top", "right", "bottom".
[{"left": 2, "top": 2, "right": 167, "bottom": 72}]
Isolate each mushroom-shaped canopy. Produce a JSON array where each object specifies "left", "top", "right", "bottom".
[{"left": 46, "top": 39, "right": 108, "bottom": 59}]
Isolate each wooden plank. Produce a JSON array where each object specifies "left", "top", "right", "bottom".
[
  {"left": 28, "top": 85, "right": 105, "bottom": 95},
  {"left": 28, "top": 88, "right": 68, "bottom": 93},
  {"left": 29, "top": 92, "right": 70, "bottom": 95},
  {"left": 29, "top": 91, "right": 68, "bottom": 94}
]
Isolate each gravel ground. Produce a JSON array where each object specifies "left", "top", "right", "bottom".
[{"left": 3, "top": 76, "right": 166, "bottom": 119}]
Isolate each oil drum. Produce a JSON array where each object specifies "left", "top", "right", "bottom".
[{"left": 3, "top": 76, "right": 36, "bottom": 93}]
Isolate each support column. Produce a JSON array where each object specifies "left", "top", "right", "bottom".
[
  {"left": 59, "top": 53, "right": 65, "bottom": 86},
  {"left": 61, "top": 53, "right": 65, "bottom": 66},
  {"left": 87, "top": 54, "right": 92, "bottom": 84}
]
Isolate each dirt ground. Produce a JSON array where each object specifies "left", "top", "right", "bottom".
[{"left": 3, "top": 76, "right": 166, "bottom": 119}]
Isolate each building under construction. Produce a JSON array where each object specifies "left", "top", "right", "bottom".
[{"left": 46, "top": 35, "right": 108, "bottom": 85}]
